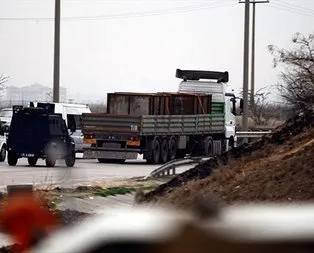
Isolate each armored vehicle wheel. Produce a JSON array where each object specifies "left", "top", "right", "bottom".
[
  {"left": 28, "top": 157, "right": 38, "bottom": 166},
  {"left": 8, "top": 151, "right": 17, "bottom": 166},
  {"left": 65, "top": 151, "right": 75, "bottom": 167},
  {"left": 46, "top": 156, "right": 56, "bottom": 167},
  {"left": 0, "top": 145, "right": 6, "bottom": 162}
]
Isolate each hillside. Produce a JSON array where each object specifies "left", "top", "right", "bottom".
[{"left": 138, "top": 112, "right": 314, "bottom": 208}]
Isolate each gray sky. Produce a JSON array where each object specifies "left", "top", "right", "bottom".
[{"left": 0, "top": 0, "right": 314, "bottom": 102}]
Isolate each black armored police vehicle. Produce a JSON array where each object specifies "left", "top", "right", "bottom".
[{"left": 6, "top": 104, "right": 76, "bottom": 167}]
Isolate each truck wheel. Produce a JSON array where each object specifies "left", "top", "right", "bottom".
[
  {"left": 148, "top": 138, "right": 160, "bottom": 164},
  {"left": 98, "top": 158, "right": 108, "bottom": 163},
  {"left": 46, "top": 156, "right": 56, "bottom": 167},
  {"left": 0, "top": 145, "right": 6, "bottom": 162},
  {"left": 65, "top": 151, "right": 75, "bottom": 167},
  {"left": 159, "top": 139, "right": 169, "bottom": 164},
  {"left": 168, "top": 138, "right": 177, "bottom": 161},
  {"left": 28, "top": 157, "right": 38, "bottom": 166},
  {"left": 204, "top": 137, "right": 214, "bottom": 157},
  {"left": 8, "top": 151, "right": 17, "bottom": 166}
]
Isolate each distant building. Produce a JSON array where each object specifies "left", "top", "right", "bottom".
[{"left": 1, "top": 83, "right": 66, "bottom": 107}]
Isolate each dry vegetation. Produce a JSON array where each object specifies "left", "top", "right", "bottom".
[{"left": 156, "top": 128, "right": 314, "bottom": 209}]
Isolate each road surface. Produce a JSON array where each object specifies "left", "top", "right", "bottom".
[
  {"left": 0, "top": 156, "right": 159, "bottom": 190},
  {"left": 0, "top": 155, "right": 194, "bottom": 191}
]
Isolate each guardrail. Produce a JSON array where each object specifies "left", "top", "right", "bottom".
[
  {"left": 145, "top": 156, "right": 211, "bottom": 179},
  {"left": 146, "top": 130, "right": 272, "bottom": 179},
  {"left": 236, "top": 130, "right": 272, "bottom": 138}
]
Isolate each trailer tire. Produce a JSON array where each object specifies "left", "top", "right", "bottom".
[
  {"left": 159, "top": 138, "right": 169, "bottom": 164},
  {"left": 98, "top": 158, "right": 126, "bottom": 164},
  {"left": 98, "top": 158, "right": 109, "bottom": 163},
  {"left": 168, "top": 137, "right": 177, "bottom": 161},
  {"left": 148, "top": 137, "right": 160, "bottom": 164}
]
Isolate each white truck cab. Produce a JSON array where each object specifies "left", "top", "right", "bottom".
[
  {"left": 177, "top": 69, "right": 243, "bottom": 150},
  {"left": 29, "top": 102, "right": 92, "bottom": 153}
]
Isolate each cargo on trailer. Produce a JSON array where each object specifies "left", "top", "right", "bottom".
[{"left": 82, "top": 69, "right": 243, "bottom": 164}]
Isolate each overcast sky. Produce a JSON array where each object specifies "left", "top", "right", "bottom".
[{"left": 0, "top": 0, "right": 314, "bottom": 102}]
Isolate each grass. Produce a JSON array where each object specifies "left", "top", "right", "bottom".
[
  {"left": 94, "top": 187, "right": 136, "bottom": 197},
  {"left": 94, "top": 184, "right": 159, "bottom": 198}
]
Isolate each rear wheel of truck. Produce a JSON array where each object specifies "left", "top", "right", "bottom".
[
  {"left": 159, "top": 138, "right": 169, "bottom": 164},
  {"left": 204, "top": 137, "right": 214, "bottom": 157},
  {"left": 147, "top": 138, "right": 161, "bottom": 164},
  {"left": 98, "top": 158, "right": 126, "bottom": 164},
  {"left": 98, "top": 158, "right": 107, "bottom": 163},
  {"left": 65, "top": 151, "right": 75, "bottom": 167},
  {"left": 28, "top": 157, "right": 38, "bottom": 166},
  {"left": 168, "top": 137, "right": 177, "bottom": 161},
  {"left": 8, "top": 151, "right": 17, "bottom": 166}
]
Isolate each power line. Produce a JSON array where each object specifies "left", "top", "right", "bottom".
[
  {"left": 0, "top": 2, "right": 235, "bottom": 21},
  {"left": 270, "top": 2, "right": 314, "bottom": 18},
  {"left": 276, "top": 0, "right": 314, "bottom": 15}
]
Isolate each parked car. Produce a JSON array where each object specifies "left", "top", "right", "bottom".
[
  {"left": 0, "top": 107, "right": 13, "bottom": 131},
  {"left": 0, "top": 124, "right": 7, "bottom": 162}
]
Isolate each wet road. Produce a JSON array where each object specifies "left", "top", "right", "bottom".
[{"left": 0, "top": 155, "right": 159, "bottom": 190}]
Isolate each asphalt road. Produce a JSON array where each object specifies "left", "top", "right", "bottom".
[{"left": 0, "top": 155, "right": 160, "bottom": 191}]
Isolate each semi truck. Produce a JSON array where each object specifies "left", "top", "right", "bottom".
[{"left": 82, "top": 69, "right": 243, "bottom": 164}]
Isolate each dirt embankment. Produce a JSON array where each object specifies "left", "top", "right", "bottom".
[{"left": 138, "top": 112, "right": 314, "bottom": 206}]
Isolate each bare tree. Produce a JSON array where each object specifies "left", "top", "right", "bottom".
[
  {"left": 0, "top": 74, "right": 8, "bottom": 90},
  {"left": 45, "top": 91, "right": 53, "bottom": 102},
  {"left": 268, "top": 33, "right": 314, "bottom": 113},
  {"left": 249, "top": 87, "right": 271, "bottom": 125}
]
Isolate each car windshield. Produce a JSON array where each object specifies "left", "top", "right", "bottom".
[{"left": 0, "top": 109, "right": 13, "bottom": 118}]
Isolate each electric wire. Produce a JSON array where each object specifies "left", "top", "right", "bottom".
[{"left": 0, "top": 1, "right": 235, "bottom": 22}]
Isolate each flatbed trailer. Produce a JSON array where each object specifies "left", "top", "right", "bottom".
[
  {"left": 82, "top": 69, "right": 242, "bottom": 164},
  {"left": 82, "top": 105, "right": 226, "bottom": 164}
]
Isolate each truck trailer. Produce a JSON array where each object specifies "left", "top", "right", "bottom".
[{"left": 82, "top": 69, "right": 243, "bottom": 164}]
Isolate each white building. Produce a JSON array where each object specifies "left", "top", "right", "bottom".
[{"left": 1, "top": 83, "right": 66, "bottom": 107}]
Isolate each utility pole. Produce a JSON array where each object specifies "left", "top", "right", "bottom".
[
  {"left": 240, "top": 0, "right": 270, "bottom": 109},
  {"left": 251, "top": 2, "right": 256, "bottom": 108},
  {"left": 241, "top": 0, "right": 250, "bottom": 142},
  {"left": 53, "top": 0, "right": 61, "bottom": 103}
]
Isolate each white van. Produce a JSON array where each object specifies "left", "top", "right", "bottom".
[{"left": 29, "top": 102, "right": 92, "bottom": 153}]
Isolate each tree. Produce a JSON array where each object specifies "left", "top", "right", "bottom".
[
  {"left": 45, "top": 91, "right": 53, "bottom": 101},
  {"left": 239, "top": 87, "right": 271, "bottom": 125},
  {"left": 268, "top": 33, "right": 314, "bottom": 113},
  {"left": 249, "top": 87, "right": 271, "bottom": 125},
  {"left": 0, "top": 74, "right": 8, "bottom": 90}
]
